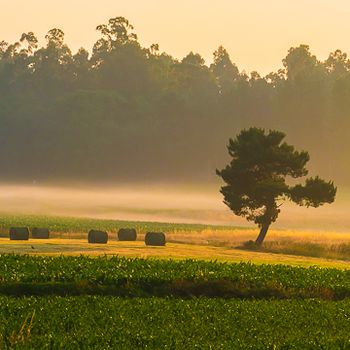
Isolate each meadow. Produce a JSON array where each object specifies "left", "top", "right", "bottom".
[{"left": 0, "top": 214, "right": 350, "bottom": 264}]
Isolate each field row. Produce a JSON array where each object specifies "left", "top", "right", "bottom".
[
  {"left": 1, "top": 296, "right": 349, "bottom": 349},
  {"left": 0, "top": 255, "right": 349, "bottom": 299}
]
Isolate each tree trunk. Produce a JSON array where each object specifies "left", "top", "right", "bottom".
[{"left": 255, "top": 224, "right": 270, "bottom": 246}]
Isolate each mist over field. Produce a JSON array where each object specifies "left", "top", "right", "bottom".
[
  {"left": 1, "top": 17, "right": 350, "bottom": 187},
  {"left": 0, "top": 183, "right": 348, "bottom": 232}
]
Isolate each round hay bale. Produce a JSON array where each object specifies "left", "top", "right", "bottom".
[
  {"left": 31, "top": 228, "right": 50, "bottom": 239},
  {"left": 10, "top": 227, "right": 30, "bottom": 241},
  {"left": 145, "top": 232, "right": 166, "bottom": 246},
  {"left": 88, "top": 230, "right": 108, "bottom": 244},
  {"left": 118, "top": 228, "right": 137, "bottom": 241}
]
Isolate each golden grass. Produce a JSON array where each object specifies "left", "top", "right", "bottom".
[
  {"left": 167, "top": 228, "right": 350, "bottom": 246},
  {"left": 46, "top": 228, "right": 350, "bottom": 246},
  {"left": 167, "top": 228, "right": 350, "bottom": 262},
  {"left": 0, "top": 238, "right": 349, "bottom": 269}
]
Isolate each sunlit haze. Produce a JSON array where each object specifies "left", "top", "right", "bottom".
[
  {"left": 2, "top": 0, "right": 350, "bottom": 74},
  {"left": 0, "top": 184, "right": 348, "bottom": 232},
  {"left": 0, "top": 1, "right": 347, "bottom": 231}
]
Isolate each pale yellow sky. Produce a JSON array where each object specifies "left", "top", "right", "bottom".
[{"left": 2, "top": 0, "right": 349, "bottom": 74}]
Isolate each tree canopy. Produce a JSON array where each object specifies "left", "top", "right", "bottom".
[
  {"left": 0, "top": 17, "right": 349, "bottom": 183},
  {"left": 217, "top": 128, "right": 337, "bottom": 244}
]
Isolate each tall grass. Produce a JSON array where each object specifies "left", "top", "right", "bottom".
[
  {"left": 252, "top": 240, "right": 350, "bottom": 261},
  {"left": 168, "top": 229, "right": 350, "bottom": 261}
]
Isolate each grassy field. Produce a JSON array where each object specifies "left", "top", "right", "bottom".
[
  {"left": 0, "top": 214, "right": 349, "bottom": 265},
  {"left": 0, "top": 239, "right": 349, "bottom": 269}
]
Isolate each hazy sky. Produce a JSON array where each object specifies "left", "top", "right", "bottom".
[{"left": 2, "top": 0, "right": 350, "bottom": 74}]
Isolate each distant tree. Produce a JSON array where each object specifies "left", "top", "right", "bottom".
[
  {"left": 45, "top": 28, "right": 65, "bottom": 46},
  {"left": 325, "top": 49, "right": 350, "bottom": 77},
  {"left": 96, "top": 16, "right": 137, "bottom": 46},
  {"left": 31, "top": 28, "right": 73, "bottom": 95},
  {"left": 182, "top": 52, "right": 205, "bottom": 66},
  {"left": 210, "top": 46, "right": 239, "bottom": 94},
  {"left": 147, "top": 43, "right": 160, "bottom": 57},
  {"left": 72, "top": 47, "right": 90, "bottom": 85},
  {"left": 283, "top": 45, "right": 320, "bottom": 82},
  {"left": 0, "top": 40, "right": 8, "bottom": 57},
  {"left": 217, "top": 128, "right": 337, "bottom": 245},
  {"left": 19, "top": 32, "right": 38, "bottom": 55},
  {"left": 92, "top": 16, "right": 138, "bottom": 65},
  {"left": 174, "top": 52, "right": 217, "bottom": 107}
]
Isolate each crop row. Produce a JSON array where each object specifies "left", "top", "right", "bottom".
[
  {"left": 0, "top": 255, "right": 349, "bottom": 299},
  {"left": 0, "top": 296, "right": 349, "bottom": 349}
]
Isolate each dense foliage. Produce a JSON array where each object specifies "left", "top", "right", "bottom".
[
  {"left": 1, "top": 296, "right": 349, "bottom": 349},
  {"left": 1, "top": 17, "right": 350, "bottom": 183}
]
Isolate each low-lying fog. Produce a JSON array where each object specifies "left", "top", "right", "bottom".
[{"left": 0, "top": 183, "right": 349, "bottom": 232}]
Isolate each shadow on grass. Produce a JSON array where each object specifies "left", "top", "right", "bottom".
[{"left": 0, "top": 279, "right": 347, "bottom": 300}]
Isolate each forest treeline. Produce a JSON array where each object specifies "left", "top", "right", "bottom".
[{"left": 0, "top": 17, "right": 349, "bottom": 184}]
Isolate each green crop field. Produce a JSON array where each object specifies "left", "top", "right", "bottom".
[
  {"left": 1, "top": 297, "right": 350, "bottom": 349},
  {"left": 0, "top": 255, "right": 349, "bottom": 299},
  {"left": 0, "top": 255, "right": 349, "bottom": 348}
]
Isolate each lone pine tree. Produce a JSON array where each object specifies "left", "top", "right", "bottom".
[{"left": 217, "top": 128, "right": 337, "bottom": 245}]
